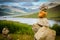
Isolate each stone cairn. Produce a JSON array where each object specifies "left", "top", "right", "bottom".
[{"left": 32, "top": 24, "right": 56, "bottom": 40}]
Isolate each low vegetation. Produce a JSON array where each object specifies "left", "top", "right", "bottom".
[
  {"left": 0, "top": 20, "right": 34, "bottom": 35},
  {"left": 0, "top": 20, "right": 60, "bottom": 40},
  {"left": 51, "top": 24, "right": 60, "bottom": 35}
]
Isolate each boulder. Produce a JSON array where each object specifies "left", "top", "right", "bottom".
[
  {"left": 32, "top": 23, "right": 41, "bottom": 33},
  {"left": 34, "top": 27, "right": 56, "bottom": 40}
]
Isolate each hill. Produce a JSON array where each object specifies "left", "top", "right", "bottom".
[
  {"left": 0, "top": 20, "right": 34, "bottom": 40},
  {"left": 47, "top": 5, "right": 60, "bottom": 21},
  {"left": 0, "top": 20, "right": 33, "bottom": 34},
  {"left": 17, "top": 12, "right": 38, "bottom": 18},
  {"left": 17, "top": 5, "right": 60, "bottom": 21}
]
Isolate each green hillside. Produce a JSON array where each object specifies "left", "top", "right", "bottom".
[
  {"left": 17, "top": 5, "right": 60, "bottom": 21},
  {"left": 16, "top": 12, "right": 39, "bottom": 18},
  {"left": 47, "top": 5, "right": 60, "bottom": 20},
  {"left": 0, "top": 20, "right": 34, "bottom": 40},
  {"left": 0, "top": 20, "right": 33, "bottom": 34}
]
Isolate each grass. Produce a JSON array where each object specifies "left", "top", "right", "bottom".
[
  {"left": 0, "top": 20, "right": 34, "bottom": 40},
  {"left": 0, "top": 34, "right": 34, "bottom": 40},
  {"left": 0, "top": 20, "right": 34, "bottom": 35},
  {"left": 56, "top": 36, "right": 60, "bottom": 40},
  {"left": 0, "top": 34, "right": 60, "bottom": 40},
  {"left": 16, "top": 12, "right": 38, "bottom": 18}
]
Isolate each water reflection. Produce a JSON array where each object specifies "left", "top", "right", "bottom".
[{"left": 0, "top": 17, "right": 60, "bottom": 27}]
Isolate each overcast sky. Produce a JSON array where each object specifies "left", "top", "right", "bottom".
[
  {"left": 0, "top": 0, "right": 39, "bottom": 2},
  {"left": 0, "top": 0, "right": 60, "bottom": 2},
  {"left": 49, "top": 0, "right": 60, "bottom": 2},
  {"left": 0, "top": 0, "right": 60, "bottom": 10},
  {"left": 0, "top": 0, "right": 54, "bottom": 2}
]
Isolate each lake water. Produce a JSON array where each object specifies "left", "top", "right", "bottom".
[{"left": 0, "top": 17, "right": 60, "bottom": 27}]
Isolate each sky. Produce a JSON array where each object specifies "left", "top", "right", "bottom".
[
  {"left": 0, "top": 0, "right": 60, "bottom": 2},
  {"left": 0, "top": 0, "right": 48, "bottom": 9},
  {"left": 0, "top": 0, "right": 48, "bottom": 2},
  {"left": 0, "top": 0, "right": 60, "bottom": 9}
]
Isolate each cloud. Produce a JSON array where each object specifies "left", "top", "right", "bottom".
[
  {"left": 0, "top": 0, "right": 39, "bottom": 2},
  {"left": 0, "top": 0, "right": 60, "bottom": 10},
  {"left": 0, "top": 0, "right": 60, "bottom": 2},
  {"left": 0, "top": 0, "right": 50, "bottom": 2},
  {"left": 0, "top": 2, "right": 48, "bottom": 10},
  {"left": 48, "top": 0, "right": 60, "bottom": 2}
]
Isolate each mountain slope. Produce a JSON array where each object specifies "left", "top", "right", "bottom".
[
  {"left": 17, "top": 12, "right": 38, "bottom": 18},
  {"left": 17, "top": 5, "right": 60, "bottom": 21},
  {"left": 47, "top": 5, "right": 60, "bottom": 20}
]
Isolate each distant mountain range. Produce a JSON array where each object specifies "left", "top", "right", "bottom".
[{"left": 17, "top": 5, "right": 60, "bottom": 21}]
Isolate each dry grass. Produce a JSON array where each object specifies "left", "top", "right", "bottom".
[
  {"left": 0, "top": 34, "right": 34, "bottom": 40},
  {"left": 0, "top": 34, "right": 60, "bottom": 40}
]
